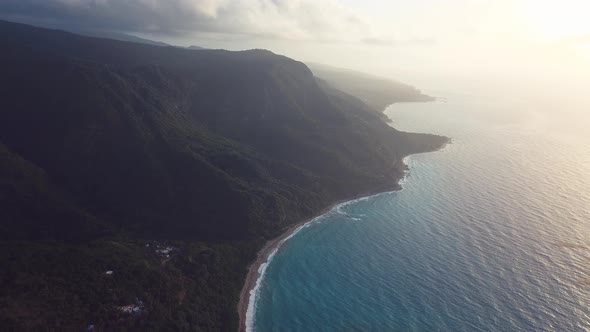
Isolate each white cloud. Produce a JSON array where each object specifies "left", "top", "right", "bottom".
[{"left": 0, "top": 0, "right": 372, "bottom": 41}]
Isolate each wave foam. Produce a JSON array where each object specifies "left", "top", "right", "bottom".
[
  {"left": 246, "top": 156, "right": 415, "bottom": 331},
  {"left": 245, "top": 215, "right": 326, "bottom": 332}
]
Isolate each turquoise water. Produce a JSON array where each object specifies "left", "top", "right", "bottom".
[{"left": 253, "top": 91, "right": 590, "bottom": 331}]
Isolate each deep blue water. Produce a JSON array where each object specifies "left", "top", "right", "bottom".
[{"left": 252, "top": 91, "right": 590, "bottom": 331}]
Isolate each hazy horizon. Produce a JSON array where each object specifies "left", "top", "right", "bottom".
[{"left": 2, "top": 0, "right": 589, "bottom": 109}]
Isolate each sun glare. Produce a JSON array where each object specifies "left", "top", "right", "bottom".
[{"left": 523, "top": 0, "right": 590, "bottom": 40}]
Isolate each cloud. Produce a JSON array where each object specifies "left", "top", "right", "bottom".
[{"left": 0, "top": 0, "right": 371, "bottom": 41}]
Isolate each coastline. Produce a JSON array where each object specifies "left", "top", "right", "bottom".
[
  {"left": 237, "top": 189, "right": 399, "bottom": 332},
  {"left": 237, "top": 140, "right": 449, "bottom": 332}
]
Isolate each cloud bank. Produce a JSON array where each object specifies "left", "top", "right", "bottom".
[{"left": 0, "top": 0, "right": 371, "bottom": 41}]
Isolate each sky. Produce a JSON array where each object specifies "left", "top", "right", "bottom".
[{"left": 1, "top": 0, "right": 588, "bottom": 105}]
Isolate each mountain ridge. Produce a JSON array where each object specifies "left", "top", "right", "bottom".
[
  {"left": 309, "top": 62, "right": 435, "bottom": 114},
  {"left": 0, "top": 20, "right": 447, "bottom": 331}
]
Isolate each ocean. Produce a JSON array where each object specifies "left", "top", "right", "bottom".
[{"left": 251, "top": 89, "right": 590, "bottom": 331}]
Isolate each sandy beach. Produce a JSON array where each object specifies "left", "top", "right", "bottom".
[
  {"left": 237, "top": 203, "right": 336, "bottom": 331},
  {"left": 236, "top": 142, "right": 450, "bottom": 332},
  {"left": 236, "top": 185, "right": 402, "bottom": 332}
]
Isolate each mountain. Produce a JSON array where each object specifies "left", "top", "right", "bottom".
[
  {"left": 70, "top": 29, "right": 172, "bottom": 47},
  {"left": 0, "top": 20, "right": 447, "bottom": 331},
  {"left": 309, "top": 63, "right": 435, "bottom": 114}
]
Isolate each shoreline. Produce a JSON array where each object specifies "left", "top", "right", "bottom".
[
  {"left": 237, "top": 188, "right": 400, "bottom": 332},
  {"left": 237, "top": 140, "right": 449, "bottom": 332}
]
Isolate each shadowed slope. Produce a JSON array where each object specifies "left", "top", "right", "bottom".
[{"left": 0, "top": 20, "right": 447, "bottom": 331}]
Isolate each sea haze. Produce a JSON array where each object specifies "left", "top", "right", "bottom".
[{"left": 253, "top": 91, "right": 590, "bottom": 331}]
